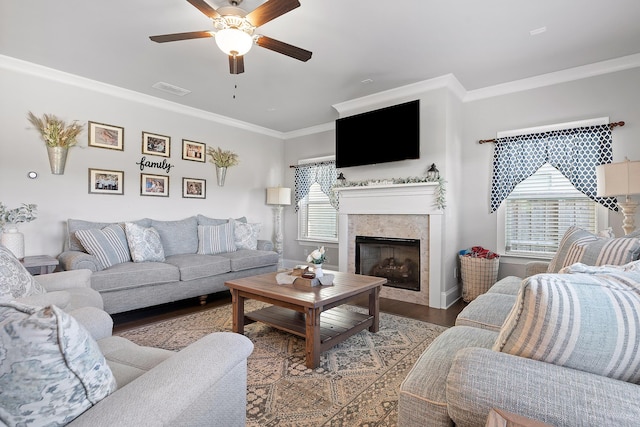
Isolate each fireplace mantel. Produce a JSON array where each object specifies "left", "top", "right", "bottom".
[
  {"left": 334, "top": 182, "right": 442, "bottom": 215},
  {"left": 335, "top": 182, "right": 444, "bottom": 308}
]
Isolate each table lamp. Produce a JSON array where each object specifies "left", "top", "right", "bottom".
[
  {"left": 266, "top": 187, "right": 291, "bottom": 269},
  {"left": 596, "top": 158, "right": 640, "bottom": 235}
]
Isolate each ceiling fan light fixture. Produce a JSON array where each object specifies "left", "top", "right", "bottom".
[{"left": 215, "top": 28, "right": 253, "bottom": 56}]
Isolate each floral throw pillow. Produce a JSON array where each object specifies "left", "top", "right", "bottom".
[
  {"left": 0, "top": 245, "right": 45, "bottom": 298},
  {"left": 124, "top": 223, "right": 165, "bottom": 262},
  {"left": 0, "top": 301, "right": 117, "bottom": 425},
  {"left": 233, "top": 220, "right": 261, "bottom": 250}
]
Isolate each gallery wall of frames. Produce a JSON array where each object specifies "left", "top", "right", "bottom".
[{"left": 87, "top": 120, "right": 209, "bottom": 199}]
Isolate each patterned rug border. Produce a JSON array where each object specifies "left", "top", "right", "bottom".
[{"left": 116, "top": 301, "right": 448, "bottom": 426}]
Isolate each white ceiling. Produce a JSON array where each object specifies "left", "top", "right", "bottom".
[{"left": 2, "top": 0, "right": 640, "bottom": 133}]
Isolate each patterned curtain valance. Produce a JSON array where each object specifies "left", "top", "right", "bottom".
[
  {"left": 490, "top": 124, "right": 617, "bottom": 213},
  {"left": 294, "top": 161, "right": 338, "bottom": 212}
]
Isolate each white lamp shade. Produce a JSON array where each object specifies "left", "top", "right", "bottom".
[
  {"left": 596, "top": 160, "right": 640, "bottom": 197},
  {"left": 215, "top": 28, "right": 253, "bottom": 56},
  {"left": 266, "top": 187, "right": 291, "bottom": 205}
]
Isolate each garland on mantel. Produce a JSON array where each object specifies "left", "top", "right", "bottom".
[{"left": 333, "top": 176, "right": 447, "bottom": 210}]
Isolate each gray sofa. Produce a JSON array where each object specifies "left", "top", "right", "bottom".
[
  {"left": 57, "top": 215, "right": 278, "bottom": 314},
  {"left": 0, "top": 259, "right": 252, "bottom": 426},
  {"left": 399, "top": 261, "right": 640, "bottom": 426}
]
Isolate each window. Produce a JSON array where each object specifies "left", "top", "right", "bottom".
[
  {"left": 500, "top": 163, "right": 600, "bottom": 258},
  {"left": 298, "top": 182, "right": 338, "bottom": 241}
]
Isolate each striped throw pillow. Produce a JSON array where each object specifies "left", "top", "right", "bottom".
[
  {"left": 547, "top": 226, "right": 599, "bottom": 273},
  {"left": 494, "top": 271, "right": 640, "bottom": 383},
  {"left": 197, "top": 223, "right": 236, "bottom": 255},
  {"left": 562, "top": 237, "right": 640, "bottom": 270},
  {"left": 75, "top": 224, "right": 131, "bottom": 270}
]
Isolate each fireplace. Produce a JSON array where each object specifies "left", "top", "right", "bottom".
[
  {"left": 355, "top": 236, "right": 420, "bottom": 291},
  {"left": 334, "top": 182, "right": 445, "bottom": 308}
]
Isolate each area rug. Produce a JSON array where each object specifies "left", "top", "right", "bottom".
[{"left": 116, "top": 301, "right": 447, "bottom": 426}]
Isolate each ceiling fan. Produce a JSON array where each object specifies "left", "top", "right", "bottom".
[{"left": 150, "top": 0, "right": 312, "bottom": 74}]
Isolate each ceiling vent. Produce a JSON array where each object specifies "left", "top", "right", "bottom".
[{"left": 152, "top": 81, "right": 191, "bottom": 96}]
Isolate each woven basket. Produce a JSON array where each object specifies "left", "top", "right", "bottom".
[{"left": 459, "top": 255, "right": 500, "bottom": 302}]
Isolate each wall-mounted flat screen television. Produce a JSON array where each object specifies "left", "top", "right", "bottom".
[{"left": 335, "top": 100, "right": 420, "bottom": 168}]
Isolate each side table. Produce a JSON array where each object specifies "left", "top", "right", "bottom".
[{"left": 21, "top": 255, "right": 59, "bottom": 275}]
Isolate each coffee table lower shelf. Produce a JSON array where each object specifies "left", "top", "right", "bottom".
[{"left": 245, "top": 305, "right": 373, "bottom": 352}]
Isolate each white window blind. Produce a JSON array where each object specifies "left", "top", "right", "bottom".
[
  {"left": 298, "top": 182, "right": 338, "bottom": 241},
  {"left": 504, "top": 163, "right": 597, "bottom": 257}
]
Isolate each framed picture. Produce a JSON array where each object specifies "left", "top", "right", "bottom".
[
  {"left": 142, "top": 131, "right": 170, "bottom": 157},
  {"left": 182, "top": 139, "right": 206, "bottom": 162},
  {"left": 88, "top": 121, "right": 124, "bottom": 151},
  {"left": 183, "top": 177, "right": 206, "bottom": 199},
  {"left": 140, "top": 173, "right": 169, "bottom": 197},
  {"left": 88, "top": 168, "right": 124, "bottom": 195}
]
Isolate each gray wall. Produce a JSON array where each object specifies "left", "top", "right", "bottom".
[{"left": 0, "top": 59, "right": 285, "bottom": 257}]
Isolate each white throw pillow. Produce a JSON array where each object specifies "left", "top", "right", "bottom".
[
  {"left": 124, "top": 223, "right": 165, "bottom": 262},
  {"left": 233, "top": 220, "right": 261, "bottom": 250},
  {"left": 0, "top": 301, "right": 117, "bottom": 425}
]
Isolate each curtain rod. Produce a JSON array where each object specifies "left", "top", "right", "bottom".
[
  {"left": 289, "top": 160, "right": 335, "bottom": 168},
  {"left": 478, "top": 121, "right": 625, "bottom": 144}
]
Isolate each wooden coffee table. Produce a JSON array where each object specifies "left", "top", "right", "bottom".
[{"left": 225, "top": 270, "right": 386, "bottom": 368}]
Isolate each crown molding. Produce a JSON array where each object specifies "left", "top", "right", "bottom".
[
  {"left": 464, "top": 52, "right": 640, "bottom": 102},
  {"left": 282, "top": 121, "right": 335, "bottom": 140},
  {"left": 0, "top": 54, "right": 284, "bottom": 139},
  {"left": 332, "top": 74, "right": 465, "bottom": 117},
  {"left": 5, "top": 52, "right": 640, "bottom": 140}
]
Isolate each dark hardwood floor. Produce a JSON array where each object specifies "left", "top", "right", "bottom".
[{"left": 112, "top": 290, "right": 466, "bottom": 334}]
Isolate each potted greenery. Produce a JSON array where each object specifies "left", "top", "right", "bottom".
[
  {"left": 27, "top": 112, "right": 84, "bottom": 174},
  {"left": 206, "top": 146, "right": 239, "bottom": 186}
]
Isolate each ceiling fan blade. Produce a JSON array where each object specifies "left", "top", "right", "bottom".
[
  {"left": 246, "top": 0, "right": 300, "bottom": 27},
  {"left": 229, "top": 55, "right": 245, "bottom": 74},
  {"left": 256, "top": 36, "right": 312, "bottom": 62},
  {"left": 150, "top": 30, "right": 213, "bottom": 43},
  {"left": 186, "top": 0, "right": 221, "bottom": 19}
]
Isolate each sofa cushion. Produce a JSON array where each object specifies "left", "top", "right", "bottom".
[
  {"left": 233, "top": 220, "right": 261, "bottom": 250},
  {"left": 486, "top": 275, "right": 522, "bottom": 295},
  {"left": 398, "top": 326, "right": 498, "bottom": 427},
  {"left": 164, "top": 254, "right": 231, "bottom": 281},
  {"left": 75, "top": 224, "right": 131, "bottom": 270},
  {"left": 0, "top": 302, "right": 117, "bottom": 425},
  {"left": 494, "top": 271, "right": 640, "bottom": 383},
  {"left": 455, "top": 293, "right": 516, "bottom": 332},
  {"left": 67, "top": 218, "right": 150, "bottom": 252},
  {"left": 90, "top": 262, "right": 180, "bottom": 292},
  {"left": 219, "top": 249, "right": 279, "bottom": 271},
  {"left": 150, "top": 217, "right": 198, "bottom": 256},
  {"left": 124, "top": 223, "right": 165, "bottom": 262},
  {"left": 0, "top": 244, "right": 45, "bottom": 298},
  {"left": 197, "top": 215, "right": 247, "bottom": 226},
  {"left": 197, "top": 223, "right": 236, "bottom": 255},
  {"left": 98, "top": 335, "right": 174, "bottom": 388}
]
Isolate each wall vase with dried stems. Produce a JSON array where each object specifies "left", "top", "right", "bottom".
[
  {"left": 47, "top": 146, "right": 69, "bottom": 175},
  {"left": 216, "top": 166, "right": 227, "bottom": 187}
]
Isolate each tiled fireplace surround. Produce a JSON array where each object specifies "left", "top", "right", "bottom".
[{"left": 335, "top": 183, "right": 443, "bottom": 308}]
